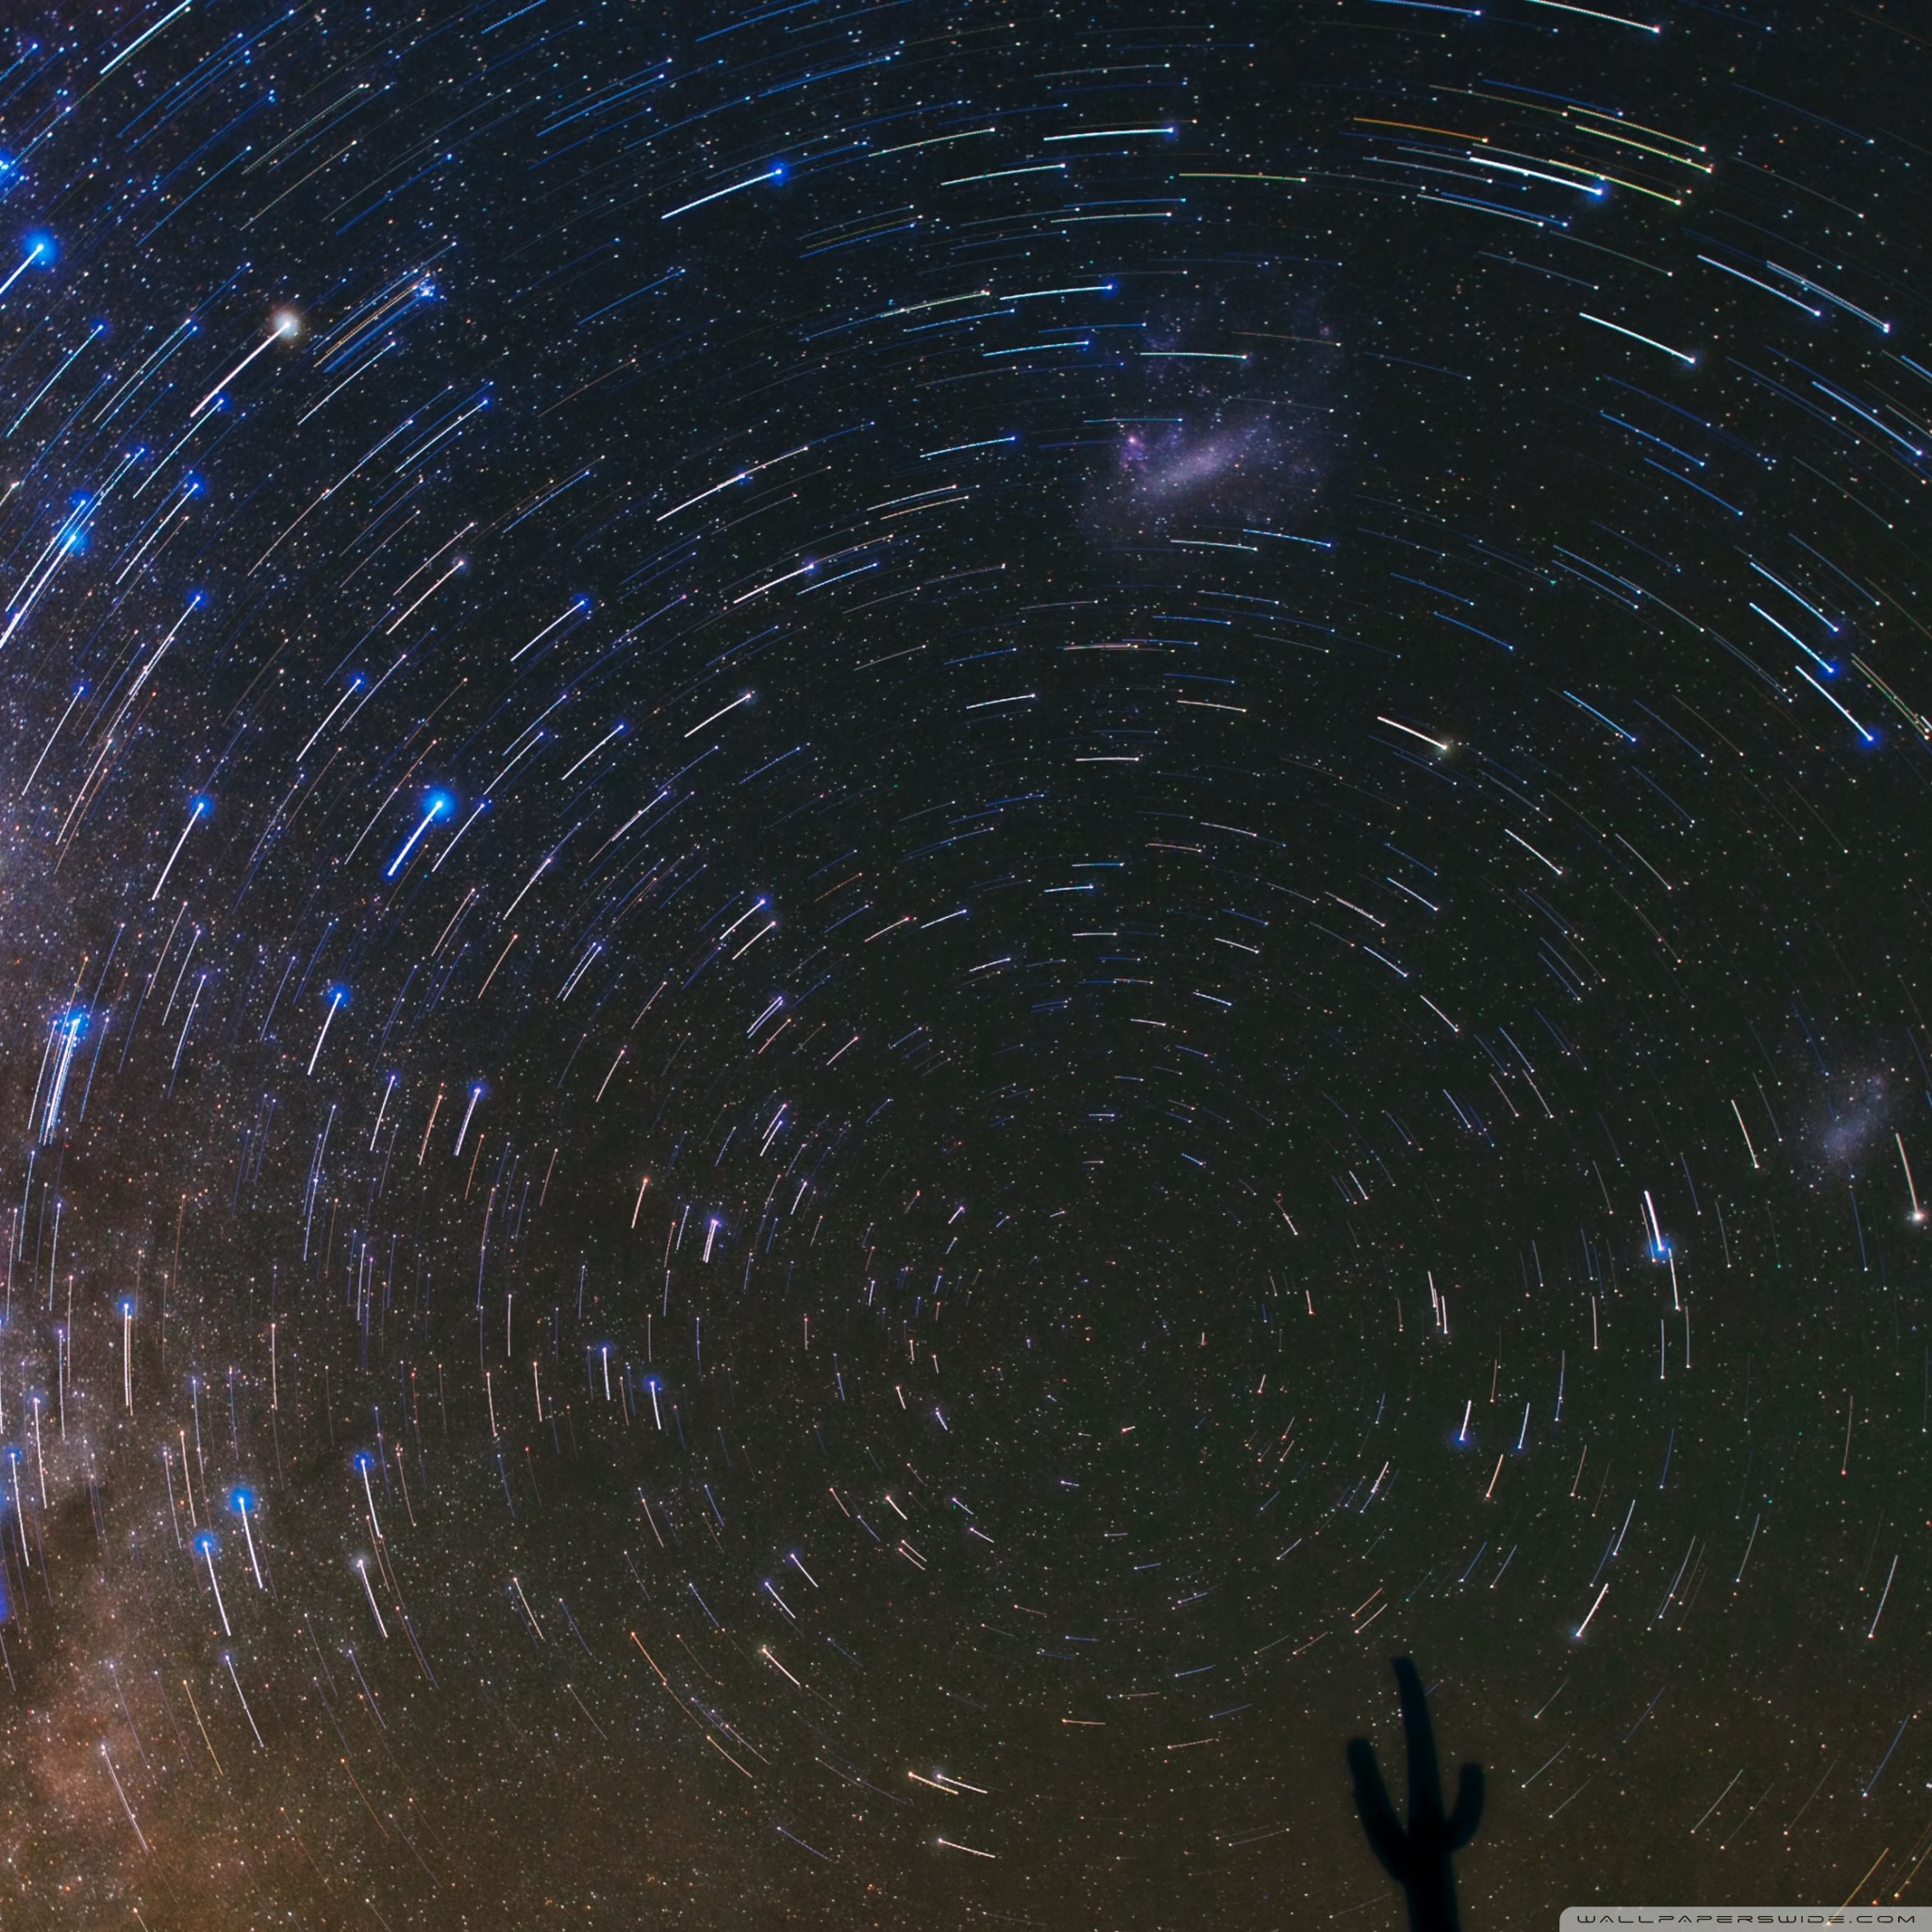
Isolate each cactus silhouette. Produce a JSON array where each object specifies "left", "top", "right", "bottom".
[{"left": 1347, "top": 1657, "right": 1485, "bottom": 1932}]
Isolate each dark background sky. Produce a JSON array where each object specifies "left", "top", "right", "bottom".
[{"left": 0, "top": 0, "right": 1927, "bottom": 1924}]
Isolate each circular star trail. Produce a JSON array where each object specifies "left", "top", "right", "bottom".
[{"left": 0, "top": 1, "right": 1928, "bottom": 1925}]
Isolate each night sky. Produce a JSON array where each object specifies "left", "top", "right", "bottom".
[{"left": 0, "top": 1, "right": 1927, "bottom": 1926}]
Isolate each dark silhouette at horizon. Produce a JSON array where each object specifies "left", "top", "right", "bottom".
[{"left": 1349, "top": 1657, "right": 1486, "bottom": 1932}]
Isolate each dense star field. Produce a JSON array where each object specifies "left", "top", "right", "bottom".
[{"left": 0, "top": 0, "right": 1928, "bottom": 1925}]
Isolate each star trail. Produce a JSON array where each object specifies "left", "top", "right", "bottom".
[{"left": 0, "top": 0, "right": 1928, "bottom": 1925}]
